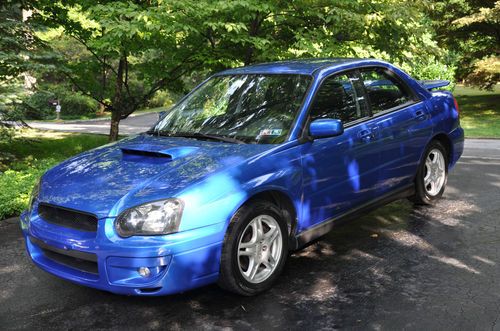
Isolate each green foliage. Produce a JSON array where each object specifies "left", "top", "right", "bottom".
[
  {"left": 400, "top": 57, "right": 457, "bottom": 90},
  {"left": 0, "top": 127, "right": 14, "bottom": 142},
  {"left": 465, "top": 56, "right": 500, "bottom": 90},
  {"left": 147, "top": 90, "right": 175, "bottom": 109},
  {"left": 0, "top": 1, "right": 56, "bottom": 124},
  {"left": 59, "top": 91, "right": 99, "bottom": 117},
  {"left": 21, "top": 0, "right": 456, "bottom": 139},
  {"left": 21, "top": 90, "right": 53, "bottom": 119},
  {"left": 3, "top": 0, "right": 495, "bottom": 132},
  {"left": 20, "top": 86, "right": 99, "bottom": 119},
  {"left": 0, "top": 130, "right": 108, "bottom": 220},
  {"left": 0, "top": 1, "right": 50, "bottom": 80},
  {"left": 0, "top": 77, "right": 25, "bottom": 113},
  {"left": 429, "top": 0, "right": 499, "bottom": 87},
  {"left": 0, "top": 160, "right": 50, "bottom": 220}
]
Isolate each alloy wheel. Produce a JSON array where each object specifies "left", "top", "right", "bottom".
[
  {"left": 424, "top": 148, "right": 446, "bottom": 196},
  {"left": 237, "top": 215, "right": 283, "bottom": 284}
]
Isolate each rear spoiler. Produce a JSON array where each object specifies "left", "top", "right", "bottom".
[{"left": 419, "top": 80, "right": 450, "bottom": 91}]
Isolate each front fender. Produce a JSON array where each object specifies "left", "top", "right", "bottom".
[{"left": 177, "top": 144, "right": 303, "bottom": 234}]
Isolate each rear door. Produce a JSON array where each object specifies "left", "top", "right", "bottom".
[{"left": 359, "top": 67, "right": 433, "bottom": 195}]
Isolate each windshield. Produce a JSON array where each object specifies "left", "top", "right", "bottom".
[{"left": 150, "top": 74, "right": 311, "bottom": 144}]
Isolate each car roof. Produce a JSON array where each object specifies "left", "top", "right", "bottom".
[{"left": 215, "top": 58, "right": 372, "bottom": 76}]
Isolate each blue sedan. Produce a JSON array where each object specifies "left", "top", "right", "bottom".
[{"left": 20, "top": 58, "right": 463, "bottom": 296}]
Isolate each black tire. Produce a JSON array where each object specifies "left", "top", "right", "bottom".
[
  {"left": 218, "top": 200, "right": 289, "bottom": 296},
  {"left": 410, "top": 140, "right": 449, "bottom": 205}
]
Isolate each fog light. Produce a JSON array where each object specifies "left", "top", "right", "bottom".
[{"left": 138, "top": 267, "right": 151, "bottom": 278}]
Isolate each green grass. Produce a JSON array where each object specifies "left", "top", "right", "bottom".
[
  {"left": 454, "top": 85, "right": 500, "bottom": 138},
  {"left": 0, "top": 130, "right": 108, "bottom": 220}
]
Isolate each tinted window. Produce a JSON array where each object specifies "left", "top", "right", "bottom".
[
  {"left": 361, "top": 69, "right": 412, "bottom": 113},
  {"left": 310, "top": 72, "right": 369, "bottom": 123}
]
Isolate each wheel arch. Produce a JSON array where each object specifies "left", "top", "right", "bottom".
[
  {"left": 413, "top": 132, "right": 453, "bottom": 184},
  {"left": 430, "top": 133, "right": 453, "bottom": 165},
  {"left": 240, "top": 189, "right": 298, "bottom": 248}
]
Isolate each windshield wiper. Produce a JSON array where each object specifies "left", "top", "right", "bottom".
[{"left": 158, "top": 132, "right": 245, "bottom": 144}]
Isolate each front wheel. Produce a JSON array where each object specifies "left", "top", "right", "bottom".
[
  {"left": 218, "top": 200, "right": 288, "bottom": 296},
  {"left": 410, "top": 140, "right": 448, "bottom": 205}
]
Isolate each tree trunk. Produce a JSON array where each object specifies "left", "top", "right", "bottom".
[
  {"left": 109, "top": 55, "right": 126, "bottom": 142},
  {"left": 244, "top": 13, "right": 261, "bottom": 65},
  {"left": 109, "top": 111, "right": 121, "bottom": 142}
]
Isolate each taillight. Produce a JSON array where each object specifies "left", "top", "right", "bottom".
[{"left": 453, "top": 97, "right": 460, "bottom": 116}]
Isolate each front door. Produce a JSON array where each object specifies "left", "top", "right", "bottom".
[{"left": 299, "top": 70, "right": 380, "bottom": 231}]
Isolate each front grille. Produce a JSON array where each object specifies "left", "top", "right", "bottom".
[
  {"left": 38, "top": 203, "right": 98, "bottom": 232},
  {"left": 30, "top": 237, "right": 98, "bottom": 275}
]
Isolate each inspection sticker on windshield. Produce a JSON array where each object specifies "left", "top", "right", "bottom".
[{"left": 259, "top": 129, "right": 282, "bottom": 136}]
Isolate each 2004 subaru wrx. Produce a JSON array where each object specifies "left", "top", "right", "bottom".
[{"left": 20, "top": 58, "right": 463, "bottom": 296}]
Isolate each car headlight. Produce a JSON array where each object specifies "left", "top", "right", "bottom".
[
  {"left": 28, "top": 178, "right": 41, "bottom": 213},
  {"left": 115, "top": 198, "right": 184, "bottom": 237}
]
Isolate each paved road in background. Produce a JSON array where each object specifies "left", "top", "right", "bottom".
[
  {"left": 2, "top": 122, "right": 500, "bottom": 329},
  {"left": 28, "top": 112, "right": 159, "bottom": 135}
]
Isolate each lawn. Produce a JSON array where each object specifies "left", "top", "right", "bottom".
[
  {"left": 454, "top": 85, "right": 500, "bottom": 138},
  {"left": 0, "top": 130, "right": 108, "bottom": 220}
]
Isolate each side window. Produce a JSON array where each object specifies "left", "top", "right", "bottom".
[
  {"left": 360, "top": 69, "right": 412, "bottom": 114},
  {"left": 310, "top": 72, "right": 369, "bottom": 123}
]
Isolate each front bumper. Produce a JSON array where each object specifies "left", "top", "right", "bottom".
[{"left": 20, "top": 210, "right": 225, "bottom": 296}]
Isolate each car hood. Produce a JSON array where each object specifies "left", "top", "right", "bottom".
[{"left": 38, "top": 134, "right": 274, "bottom": 218}]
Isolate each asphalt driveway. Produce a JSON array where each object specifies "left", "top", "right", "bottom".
[{"left": 1, "top": 140, "right": 500, "bottom": 330}]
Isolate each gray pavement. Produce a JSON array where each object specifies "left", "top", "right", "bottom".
[
  {"left": 28, "top": 112, "right": 159, "bottom": 135},
  {"left": 1, "top": 139, "right": 500, "bottom": 330},
  {"left": 463, "top": 138, "right": 500, "bottom": 159}
]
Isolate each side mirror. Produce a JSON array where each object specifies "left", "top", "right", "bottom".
[
  {"left": 309, "top": 118, "right": 344, "bottom": 138},
  {"left": 158, "top": 111, "right": 167, "bottom": 120}
]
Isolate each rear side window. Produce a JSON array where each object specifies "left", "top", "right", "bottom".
[
  {"left": 310, "top": 72, "right": 369, "bottom": 123},
  {"left": 360, "top": 69, "right": 412, "bottom": 114}
]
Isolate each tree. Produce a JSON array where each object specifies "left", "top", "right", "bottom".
[
  {"left": 30, "top": 1, "right": 204, "bottom": 140},
  {"left": 429, "top": 0, "right": 499, "bottom": 89},
  {"left": 0, "top": 0, "right": 51, "bottom": 123},
  {"left": 27, "top": 0, "right": 447, "bottom": 140}
]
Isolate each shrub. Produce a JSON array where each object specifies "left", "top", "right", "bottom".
[
  {"left": 21, "top": 91, "right": 54, "bottom": 119},
  {"left": 0, "top": 159, "right": 54, "bottom": 220},
  {"left": 148, "top": 89, "right": 174, "bottom": 109},
  {"left": 465, "top": 56, "right": 500, "bottom": 90},
  {"left": 59, "top": 92, "right": 99, "bottom": 117},
  {"left": 21, "top": 87, "right": 99, "bottom": 120},
  {"left": 401, "top": 57, "right": 457, "bottom": 90}
]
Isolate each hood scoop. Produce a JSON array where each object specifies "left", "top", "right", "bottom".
[
  {"left": 121, "top": 147, "right": 172, "bottom": 159},
  {"left": 120, "top": 145, "right": 199, "bottom": 163},
  {"left": 121, "top": 147, "right": 172, "bottom": 164}
]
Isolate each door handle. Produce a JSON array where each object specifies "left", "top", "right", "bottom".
[
  {"left": 414, "top": 110, "right": 426, "bottom": 121},
  {"left": 358, "top": 129, "right": 373, "bottom": 140}
]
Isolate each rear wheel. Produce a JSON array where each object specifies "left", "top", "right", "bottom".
[
  {"left": 410, "top": 140, "right": 448, "bottom": 205},
  {"left": 218, "top": 200, "right": 288, "bottom": 296}
]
